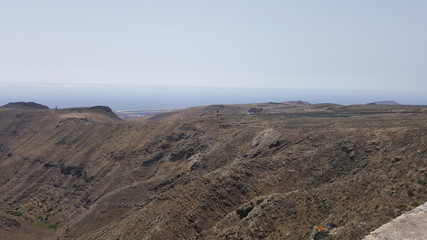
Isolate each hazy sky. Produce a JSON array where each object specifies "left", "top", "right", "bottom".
[{"left": 1, "top": 0, "right": 426, "bottom": 91}]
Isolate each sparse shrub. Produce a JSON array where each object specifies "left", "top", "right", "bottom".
[
  {"left": 312, "top": 225, "right": 330, "bottom": 240},
  {"left": 6, "top": 210, "right": 22, "bottom": 217},
  {"left": 47, "top": 224, "right": 58, "bottom": 229},
  {"left": 313, "top": 231, "right": 329, "bottom": 240},
  {"left": 36, "top": 222, "right": 58, "bottom": 229},
  {"left": 417, "top": 178, "right": 426, "bottom": 185},
  {"left": 396, "top": 204, "right": 414, "bottom": 211},
  {"left": 407, "top": 188, "right": 415, "bottom": 197}
]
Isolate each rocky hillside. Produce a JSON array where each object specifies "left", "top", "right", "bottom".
[{"left": 0, "top": 103, "right": 426, "bottom": 239}]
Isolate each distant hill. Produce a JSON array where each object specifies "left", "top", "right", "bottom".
[
  {"left": 283, "top": 100, "right": 311, "bottom": 105},
  {"left": 1, "top": 102, "right": 49, "bottom": 109},
  {"left": 0, "top": 103, "right": 121, "bottom": 123},
  {"left": 368, "top": 101, "right": 400, "bottom": 106},
  {"left": 55, "top": 105, "right": 122, "bottom": 123}
]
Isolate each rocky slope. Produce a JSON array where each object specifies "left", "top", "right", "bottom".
[{"left": 0, "top": 102, "right": 426, "bottom": 239}]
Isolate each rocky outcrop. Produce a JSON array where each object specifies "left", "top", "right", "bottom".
[{"left": 363, "top": 202, "right": 427, "bottom": 240}]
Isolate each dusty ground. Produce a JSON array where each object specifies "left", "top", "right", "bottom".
[{"left": 0, "top": 102, "right": 426, "bottom": 239}]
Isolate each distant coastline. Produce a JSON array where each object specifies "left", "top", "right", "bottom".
[{"left": 1, "top": 84, "right": 426, "bottom": 111}]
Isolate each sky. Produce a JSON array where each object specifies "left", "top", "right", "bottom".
[{"left": 0, "top": 1, "right": 426, "bottom": 109}]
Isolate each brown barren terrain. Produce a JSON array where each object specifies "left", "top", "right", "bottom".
[{"left": 0, "top": 102, "right": 426, "bottom": 239}]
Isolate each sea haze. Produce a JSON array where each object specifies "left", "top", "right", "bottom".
[{"left": 0, "top": 83, "right": 425, "bottom": 111}]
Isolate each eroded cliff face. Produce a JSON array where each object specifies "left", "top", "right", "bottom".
[{"left": 0, "top": 104, "right": 426, "bottom": 240}]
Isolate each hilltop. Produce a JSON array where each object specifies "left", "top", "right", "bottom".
[
  {"left": 368, "top": 101, "right": 400, "bottom": 106},
  {"left": 1, "top": 102, "right": 50, "bottom": 109},
  {"left": 0, "top": 102, "right": 426, "bottom": 239}
]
